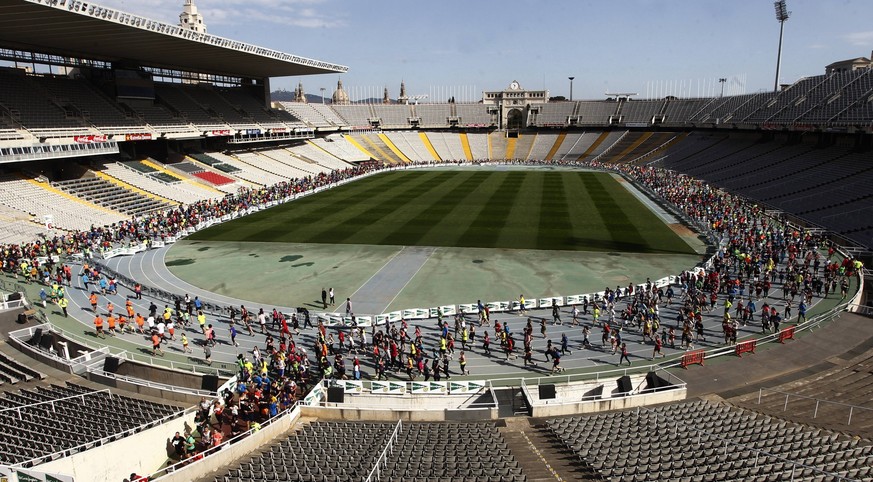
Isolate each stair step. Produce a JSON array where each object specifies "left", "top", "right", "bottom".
[{"left": 502, "top": 422, "right": 601, "bottom": 481}]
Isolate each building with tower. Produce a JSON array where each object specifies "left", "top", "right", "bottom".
[
  {"left": 294, "top": 81, "right": 307, "bottom": 103},
  {"left": 482, "top": 80, "right": 548, "bottom": 130},
  {"left": 179, "top": 0, "right": 207, "bottom": 34},
  {"left": 398, "top": 81, "right": 409, "bottom": 105},
  {"left": 332, "top": 79, "right": 350, "bottom": 105},
  {"left": 825, "top": 50, "right": 873, "bottom": 74}
]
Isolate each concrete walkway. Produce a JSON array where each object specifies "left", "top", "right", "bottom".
[{"left": 675, "top": 312, "right": 873, "bottom": 399}]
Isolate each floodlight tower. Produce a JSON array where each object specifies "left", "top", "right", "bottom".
[
  {"left": 719, "top": 78, "right": 727, "bottom": 97},
  {"left": 568, "top": 77, "right": 575, "bottom": 101},
  {"left": 773, "top": 0, "right": 791, "bottom": 92}
]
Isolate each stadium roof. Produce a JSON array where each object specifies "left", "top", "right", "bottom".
[{"left": 0, "top": 0, "right": 348, "bottom": 79}]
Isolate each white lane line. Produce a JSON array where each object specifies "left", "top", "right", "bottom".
[
  {"left": 347, "top": 245, "right": 406, "bottom": 301},
  {"left": 377, "top": 246, "right": 435, "bottom": 314}
]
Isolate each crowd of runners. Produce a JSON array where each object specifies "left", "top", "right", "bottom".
[
  {"left": 0, "top": 158, "right": 863, "bottom": 482},
  {"left": 0, "top": 160, "right": 863, "bottom": 392}
]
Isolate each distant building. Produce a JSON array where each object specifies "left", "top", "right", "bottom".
[
  {"left": 398, "top": 81, "right": 409, "bottom": 105},
  {"left": 294, "top": 81, "right": 306, "bottom": 103},
  {"left": 179, "top": 0, "right": 207, "bottom": 34},
  {"left": 825, "top": 51, "right": 873, "bottom": 74},
  {"left": 179, "top": 0, "right": 208, "bottom": 83},
  {"left": 482, "top": 80, "right": 548, "bottom": 130},
  {"left": 332, "top": 79, "right": 350, "bottom": 105}
]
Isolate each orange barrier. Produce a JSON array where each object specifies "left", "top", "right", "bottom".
[
  {"left": 778, "top": 325, "right": 796, "bottom": 343},
  {"left": 735, "top": 339, "right": 757, "bottom": 357},
  {"left": 681, "top": 349, "right": 705, "bottom": 369}
]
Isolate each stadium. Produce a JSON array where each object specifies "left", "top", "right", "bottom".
[{"left": 0, "top": 0, "right": 871, "bottom": 481}]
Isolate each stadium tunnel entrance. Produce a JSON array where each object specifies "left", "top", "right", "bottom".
[{"left": 506, "top": 109, "right": 524, "bottom": 130}]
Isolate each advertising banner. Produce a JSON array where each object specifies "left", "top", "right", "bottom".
[
  {"left": 370, "top": 381, "right": 406, "bottom": 394},
  {"left": 486, "top": 301, "right": 510, "bottom": 313},
  {"left": 410, "top": 381, "right": 448, "bottom": 394},
  {"left": 401, "top": 308, "right": 429, "bottom": 320},
  {"left": 448, "top": 380, "right": 487, "bottom": 394},
  {"left": 565, "top": 294, "right": 586, "bottom": 305},
  {"left": 123, "top": 133, "right": 153, "bottom": 141},
  {"left": 539, "top": 297, "right": 563, "bottom": 308},
  {"left": 339, "top": 380, "right": 363, "bottom": 394},
  {"left": 73, "top": 135, "right": 108, "bottom": 144},
  {"left": 0, "top": 465, "right": 75, "bottom": 482},
  {"left": 430, "top": 305, "right": 456, "bottom": 318}
]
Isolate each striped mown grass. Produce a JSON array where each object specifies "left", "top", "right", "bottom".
[{"left": 189, "top": 170, "right": 695, "bottom": 254}]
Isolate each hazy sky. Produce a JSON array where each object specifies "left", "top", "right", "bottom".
[{"left": 95, "top": 0, "right": 873, "bottom": 101}]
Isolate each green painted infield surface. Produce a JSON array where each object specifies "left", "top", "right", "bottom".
[
  {"left": 166, "top": 241, "right": 702, "bottom": 311},
  {"left": 187, "top": 170, "right": 697, "bottom": 255},
  {"left": 166, "top": 241, "right": 401, "bottom": 307}
]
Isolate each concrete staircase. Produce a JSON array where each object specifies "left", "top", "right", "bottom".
[{"left": 501, "top": 418, "right": 601, "bottom": 481}]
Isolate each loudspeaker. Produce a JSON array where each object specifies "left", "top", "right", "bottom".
[
  {"left": 645, "top": 372, "right": 671, "bottom": 391},
  {"left": 7, "top": 292, "right": 22, "bottom": 301},
  {"left": 327, "top": 386, "right": 345, "bottom": 403},
  {"left": 616, "top": 375, "right": 633, "bottom": 394},
  {"left": 201, "top": 374, "right": 219, "bottom": 392},
  {"left": 39, "top": 333, "right": 55, "bottom": 350},
  {"left": 583, "top": 385, "right": 604, "bottom": 399},
  {"left": 27, "top": 328, "right": 43, "bottom": 346},
  {"left": 538, "top": 384, "right": 556, "bottom": 400},
  {"left": 103, "top": 356, "right": 120, "bottom": 373}
]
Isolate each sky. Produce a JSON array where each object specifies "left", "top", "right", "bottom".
[{"left": 94, "top": 0, "right": 873, "bottom": 101}]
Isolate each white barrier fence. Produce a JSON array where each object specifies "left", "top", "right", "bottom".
[
  {"left": 0, "top": 465, "right": 75, "bottom": 482},
  {"left": 326, "top": 378, "right": 489, "bottom": 396},
  {"left": 315, "top": 274, "right": 681, "bottom": 329}
]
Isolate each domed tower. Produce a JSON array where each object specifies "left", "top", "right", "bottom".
[
  {"left": 332, "top": 79, "right": 350, "bottom": 105},
  {"left": 179, "top": 0, "right": 207, "bottom": 34},
  {"left": 294, "top": 81, "right": 306, "bottom": 103}
]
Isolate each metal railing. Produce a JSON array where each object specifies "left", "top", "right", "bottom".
[
  {"left": 363, "top": 419, "right": 403, "bottom": 482},
  {"left": 149, "top": 403, "right": 299, "bottom": 481},
  {"left": 109, "top": 349, "right": 236, "bottom": 377},
  {"left": 89, "top": 365, "right": 221, "bottom": 397},
  {"left": 0, "top": 388, "right": 111, "bottom": 418},
  {"left": 17, "top": 408, "right": 193, "bottom": 468},
  {"left": 6, "top": 322, "right": 99, "bottom": 368},
  {"left": 46, "top": 322, "right": 234, "bottom": 376},
  {"left": 1, "top": 295, "right": 27, "bottom": 310},
  {"left": 6, "top": 391, "right": 190, "bottom": 468},
  {"left": 7, "top": 318, "right": 235, "bottom": 379},
  {"left": 0, "top": 278, "right": 30, "bottom": 294},
  {"left": 492, "top": 299, "right": 851, "bottom": 390},
  {"left": 756, "top": 387, "right": 873, "bottom": 426},
  {"left": 637, "top": 405, "right": 857, "bottom": 482},
  {"left": 521, "top": 367, "right": 687, "bottom": 408}
]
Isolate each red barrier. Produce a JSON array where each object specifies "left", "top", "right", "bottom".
[
  {"left": 735, "top": 339, "right": 757, "bottom": 357},
  {"left": 778, "top": 325, "right": 796, "bottom": 343},
  {"left": 681, "top": 349, "right": 705, "bottom": 369}
]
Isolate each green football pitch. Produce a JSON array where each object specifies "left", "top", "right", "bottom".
[{"left": 188, "top": 170, "right": 695, "bottom": 254}]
